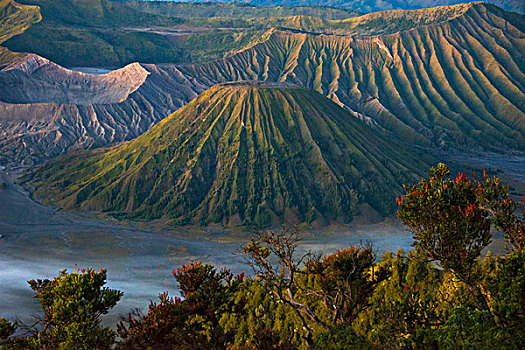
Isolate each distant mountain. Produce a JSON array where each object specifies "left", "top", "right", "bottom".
[
  {"left": 23, "top": 83, "right": 428, "bottom": 227},
  {"left": 0, "top": 2, "right": 523, "bottom": 169},
  {"left": 208, "top": 0, "right": 525, "bottom": 14},
  {"left": 173, "top": 3, "right": 525, "bottom": 151},
  {"left": 125, "top": 0, "right": 360, "bottom": 20},
  {"left": 2, "top": 0, "right": 270, "bottom": 67},
  {"left": 15, "top": 0, "right": 178, "bottom": 28}
]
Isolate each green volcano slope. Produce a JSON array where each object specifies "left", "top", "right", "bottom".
[
  {"left": 176, "top": 3, "right": 525, "bottom": 151},
  {"left": 24, "top": 83, "right": 427, "bottom": 227}
]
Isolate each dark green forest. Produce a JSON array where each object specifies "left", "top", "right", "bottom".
[{"left": 1, "top": 164, "right": 524, "bottom": 349}]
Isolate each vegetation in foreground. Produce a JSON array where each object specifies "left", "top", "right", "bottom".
[{"left": 2, "top": 164, "right": 524, "bottom": 349}]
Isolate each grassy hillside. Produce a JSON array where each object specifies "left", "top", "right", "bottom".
[
  {"left": 16, "top": 0, "right": 177, "bottom": 27},
  {"left": 0, "top": 0, "right": 40, "bottom": 67},
  {"left": 2, "top": 0, "right": 278, "bottom": 66},
  {"left": 24, "top": 83, "right": 428, "bottom": 227},
  {"left": 254, "top": 3, "right": 475, "bottom": 35},
  {"left": 0, "top": 0, "right": 40, "bottom": 42},
  {"left": 1, "top": 0, "right": 193, "bottom": 66}
]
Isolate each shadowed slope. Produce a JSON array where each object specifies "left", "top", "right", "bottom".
[
  {"left": 126, "top": 1, "right": 359, "bottom": 20},
  {"left": 24, "top": 83, "right": 428, "bottom": 227}
]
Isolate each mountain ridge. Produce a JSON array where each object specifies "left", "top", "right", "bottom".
[
  {"left": 0, "top": 2, "right": 523, "bottom": 168},
  {"left": 0, "top": 0, "right": 40, "bottom": 67},
  {"left": 172, "top": 4, "right": 525, "bottom": 150},
  {"left": 244, "top": 0, "right": 525, "bottom": 14}
]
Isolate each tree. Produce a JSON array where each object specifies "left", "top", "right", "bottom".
[
  {"left": 219, "top": 278, "right": 305, "bottom": 349},
  {"left": 354, "top": 249, "right": 449, "bottom": 349},
  {"left": 305, "top": 246, "right": 387, "bottom": 326},
  {"left": 397, "top": 163, "right": 517, "bottom": 284},
  {"left": 0, "top": 318, "right": 16, "bottom": 341},
  {"left": 117, "top": 261, "right": 244, "bottom": 350},
  {"left": 490, "top": 194, "right": 525, "bottom": 252},
  {"left": 483, "top": 249, "right": 525, "bottom": 345},
  {"left": 1, "top": 266, "right": 122, "bottom": 350},
  {"left": 243, "top": 226, "right": 386, "bottom": 345}
]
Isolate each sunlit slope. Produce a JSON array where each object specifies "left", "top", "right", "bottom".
[
  {"left": 268, "top": 3, "right": 474, "bottom": 35},
  {"left": 24, "top": 83, "right": 427, "bottom": 227},
  {"left": 0, "top": 0, "right": 40, "bottom": 67},
  {"left": 177, "top": 3, "right": 525, "bottom": 150}
]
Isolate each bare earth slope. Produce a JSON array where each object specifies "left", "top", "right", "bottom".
[
  {"left": 0, "top": 55, "right": 149, "bottom": 104},
  {"left": 0, "top": 56, "right": 205, "bottom": 166}
]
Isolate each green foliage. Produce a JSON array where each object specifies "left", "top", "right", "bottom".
[
  {"left": 219, "top": 279, "right": 303, "bottom": 349},
  {"left": 354, "top": 165, "right": 525, "bottom": 348},
  {"left": 6, "top": 166, "right": 525, "bottom": 348},
  {"left": 397, "top": 163, "right": 514, "bottom": 282},
  {"left": 433, "top": 307, "right": 515, "bottom": 349},
  {"left": 29, "top": 267, "right": 122, "bottom": 349},
  {"left": 354, "top": 249, "right": 446, "bottom": 348},
  {"left": 305, "top": 246, "right": 387, "bottom": 325},
  {"left": 243, "top": 227, "right": 389, "bottom": 346},
  {"left": 1, "top": 267, "right": 122, "bottom": 350},
  {"left": 484, "top": 250, "right": 525, "bottom": 344},
  {"left": 0, "top": 318, "right": 16, "bottom": 340},
  {"left": 314, "top": 324, "right": 370, "bottom": 349}
]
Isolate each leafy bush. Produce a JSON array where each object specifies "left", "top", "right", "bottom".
[{"left": 1, "top": 267, "right": 122, "bottom": 350}]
